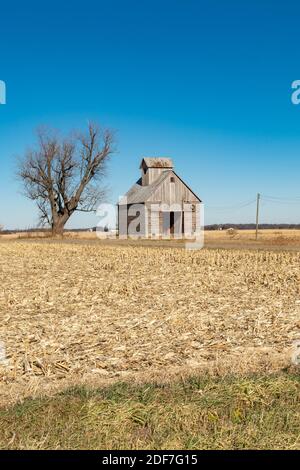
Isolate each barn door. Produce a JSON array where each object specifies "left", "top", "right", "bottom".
[
  {"left": 162, "top": 211, "right": 181, "bottom": 237},
  {"left": 170, "top": 212, "right": 175, "bottom": 235}
]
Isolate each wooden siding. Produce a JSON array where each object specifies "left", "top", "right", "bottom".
[
  {"left": 147, "top": 172, "right": 199, "bottom": 205},
  {"left": 145, "top": 204, "right": 200, "bottom": 238},
  {"left": 143, "top": 167, "right": 168, "bottom": 186},
  {"left": 120, "top": 203, "right": 200, "bottom": 238},
  {"left": 119, "top": 160, "right": 201, "bottom": 238}
]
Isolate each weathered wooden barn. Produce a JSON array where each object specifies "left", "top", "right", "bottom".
[{"left": 118, "top": 157, "right": 202, "bottom": 238}]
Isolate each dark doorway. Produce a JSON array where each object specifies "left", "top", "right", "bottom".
[
  {"left": 162, "top": 211, "right": 181, "bottom": 236},
  {"left": 170, "top": 211, "right": 175, "bottom": 234}
]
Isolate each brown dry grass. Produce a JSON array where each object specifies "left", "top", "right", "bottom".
[
  {"left": 0, "top": 241, "right": 300, "bottom": 407},
  {"left": 2, "top": 228, "right": 300, "bottom": 242},
  {"left": 206, "top": 229, "right": 300, "bottom": 245},
  {"left": 2, "top": 229, "right": 300, "bottom": 252}
]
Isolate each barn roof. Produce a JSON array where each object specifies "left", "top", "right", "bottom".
[
  {"left": 119, "top": 169, "right": 202, "bottom": 205},
  {"left": 140, "top": 157, "right": 173, "bottom": 169},
  {"left": 120, "top": 170, "right": 172, "bottom": 204}
]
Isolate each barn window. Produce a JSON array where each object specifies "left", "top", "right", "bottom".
[{"left": 170, "top": 176, "right": 175, "bottom": 183}]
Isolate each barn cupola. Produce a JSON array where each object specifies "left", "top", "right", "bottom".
[{"left": 140, "top": 157, "right": 173, "bottom": 186}]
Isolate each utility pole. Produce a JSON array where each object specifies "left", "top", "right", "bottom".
[{"left": 255, "top": 193, "right": 261, "bottom": 240}]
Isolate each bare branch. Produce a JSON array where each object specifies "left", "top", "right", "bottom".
[{"left": 16, "top": 123, "right": 115, "bottom": 234}]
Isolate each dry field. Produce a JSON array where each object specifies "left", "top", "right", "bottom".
[
  {"left": 205, "top": 229, "right": 300, "bottom": 250},
  {"left": 0, "top": 240, "right": 300, "bottom": 408},
  {"left": 2, "top": 228, "right": 300, "bottom": 251}
]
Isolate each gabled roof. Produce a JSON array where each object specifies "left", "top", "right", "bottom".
[
  {"left": 120, "top": 170, "right": 172, "bottom": 205},
  {"left": 119, "top": 170, "right": 202, "bottom": 205},
  {"left": 140, "top": 157, "right": 173, "bottom": 169}
]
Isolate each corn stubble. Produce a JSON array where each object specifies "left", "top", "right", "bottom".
[{"left": 0, "top": 241, "right": 299, "bottom": 406}]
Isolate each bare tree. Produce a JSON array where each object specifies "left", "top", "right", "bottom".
[{"left": 17, "top": 123, "right": 115, "bottom": 235}]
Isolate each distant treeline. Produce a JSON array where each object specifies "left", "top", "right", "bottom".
[
  {"left": 0, "top": 227, "right": 95, "bottom": 234},
  {"left": 205, "top": 224, "right": 300, "bottom": 230},
  {"left": 2, "top": 224, "right": 300, "bottom": 234}
]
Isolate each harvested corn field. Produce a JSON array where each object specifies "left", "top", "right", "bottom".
[{"left": 0, "top": 241, "right": 300, "bottom": 406}]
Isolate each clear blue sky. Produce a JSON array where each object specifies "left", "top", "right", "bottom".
[{"left": 1, "top": 0, "right": 300, "bottom": 229}]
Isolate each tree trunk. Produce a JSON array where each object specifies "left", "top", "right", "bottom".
[{"left": 51, "top": 214, "right": 70, "bottom": 236}]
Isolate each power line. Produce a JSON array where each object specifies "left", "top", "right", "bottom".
[
  {"left": 206, "top": 198, "right": 256, "bottom": 211},
  {"left": 206, "top": 194, "right": 300, "bottom": 211},
  {"left": 205, "top": 194, "right": 299, "bottom": 235},
  {"left": 262, "top": 199, "right": 300, "bottom": 205},
  {"left": 262, "top": 194, "right": 300, "bottom": 203}
]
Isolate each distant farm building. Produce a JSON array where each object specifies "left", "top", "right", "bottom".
[{"left": 118, "top": 157, "right": 202, "bottom": 238}]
